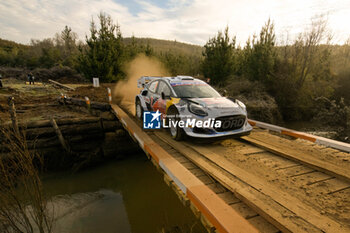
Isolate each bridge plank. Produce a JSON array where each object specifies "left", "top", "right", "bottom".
[
  {"left": 156, "top": 131, "right": 350, "bottom": 232},
  {"left": 243, "top": 134, "right": 350, "bottom": 182},
  {"left": 184, "top": 142, "right": 348, "bottom": 233},
  {"left": 248, "top": 216, "right": 280, "bottom": 233},
  {"left": 323, "top": 178, "right": 350, "bottom": 194},
  {"left": 277, "top": 165, "right": 313, "bottom": 176},
  {"left": 154, "top": 131, "right": 320, "bottom": 233},
  {"left": 230, "top": 202, "right": 258, "bottom": 219},
  {"left": 217, "top": 192, "right": 241, "bottom": 205}
]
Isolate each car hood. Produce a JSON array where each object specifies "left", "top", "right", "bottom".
[
  {"left": 188, "top": 97, "right": 237, "bottom": 108},
  {"left": 188, "top": 97, "right": 247, "bottom": 115},
  {"left": 187, "top": 97, "right": 246, "bottom": 116}
]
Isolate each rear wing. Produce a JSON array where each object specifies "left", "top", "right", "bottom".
[{"left": 137, "top": 76, "right": 161, "bottom": 88}]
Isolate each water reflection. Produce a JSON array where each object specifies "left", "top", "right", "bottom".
[
  {"left": 53, "top": 190, "right": 131, "bottom": 233},
  {"left": 42, "top": 154, "right": 205, "bottom": 233}
]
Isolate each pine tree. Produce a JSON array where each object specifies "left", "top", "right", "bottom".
[
  {"left": 202, "top": 26, "right": 237, "bottom": 85},
  {"left": 60, "top": 26, "right": 78, "bottom": 67},
  {"left": 78, "top": 12, "right": 125, "bottom": 82},
  {"left": 243, "top": 19, "right": 277, "bottom": 84}
]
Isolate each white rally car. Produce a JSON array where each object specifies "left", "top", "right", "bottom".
[{"left": 135, "top": 76, "right": 252, "bottom": 140}]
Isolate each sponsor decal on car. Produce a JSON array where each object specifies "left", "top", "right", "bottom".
[
  {"left": 143, "top": 110, "right": 223, "bottom": 129},
  {"left": 163, "top": 117, "right": 222, "bottom": 129}
]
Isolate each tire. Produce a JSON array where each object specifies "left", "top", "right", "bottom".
[
  {"left": 135, "top": 99, "right": 143, "bottom": 120},
  {"left": 167, "top": 107, "right": 185, "bottom": 141}
]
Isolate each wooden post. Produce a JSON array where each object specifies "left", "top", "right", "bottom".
[
  {"left": 107, "top": 88, "right": 112, "bottom": 104},
  {"left": 8, "top": 97, "right": 19, "bottom": 135},
  {"left": 85, "top": 96, "right": 91, "bottom": 113},
  {"left": 50, "top": 117, "right": 71, "bottom": 153}
]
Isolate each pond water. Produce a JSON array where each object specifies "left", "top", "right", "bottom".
[{"left": 42, "top": 154, "right": 206, "bottom": 233}]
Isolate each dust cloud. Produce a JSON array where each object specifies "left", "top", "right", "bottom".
[{"left": 114, "top": 54, "right": 169, "bottom": 114}]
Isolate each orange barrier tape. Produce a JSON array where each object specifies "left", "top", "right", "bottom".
[
  {"left": 281, "top": 130, "right": 317, "bottom": 142},
  {"left": 247, "top": 120, "right": 256, "bottom": 126}
]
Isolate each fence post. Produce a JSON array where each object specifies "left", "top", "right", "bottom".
[
  {"left": 107, "top": 88, "right": 112, "bottom": 104},
  {"left": 60, "top": 93, "right": 66, "bottom": 105},
  {"left": 85, "top": 96, "right": 91, "bottom": 112}
]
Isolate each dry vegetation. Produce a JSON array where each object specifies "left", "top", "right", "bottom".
[{"left": 0, "top": 126, "right": 53, "bottom": 233}]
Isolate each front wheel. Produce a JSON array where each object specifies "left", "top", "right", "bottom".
[{"left": 167, "top": 107, "right": 185, "bottom": 141}]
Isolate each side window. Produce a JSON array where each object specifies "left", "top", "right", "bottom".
[
  {"left": 148, "top": 81, "right": 158, "bottom": 93},
  {"left": 157, "top": 81, "right": 171, "bottom": 96}
]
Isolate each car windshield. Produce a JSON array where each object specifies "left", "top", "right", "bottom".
[{"left": 172, "top": 83, "right": 221, "bottom": 98}]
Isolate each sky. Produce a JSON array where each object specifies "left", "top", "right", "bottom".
[{"left": 0, "top": 0, "right": 349, "bottom": 46}]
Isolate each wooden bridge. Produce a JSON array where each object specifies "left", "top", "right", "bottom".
[{"left": 111, "top": 104, "right": 350, "bottom": 233}]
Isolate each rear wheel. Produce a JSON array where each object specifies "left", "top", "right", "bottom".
[
  {"left": 167, "top": 107, "right": 185, "bottom": 141},
  {"left": 135, "top": 99, "right": 143, "bottom": 120}
]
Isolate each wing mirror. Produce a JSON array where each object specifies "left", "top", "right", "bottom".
[
  {"left": 222, "top": 89, "right": 228, "bottom": 97},
  {"left": 161, "top": 92, "right": 170, "bottom": 100},
  {"left": 141, "top": 90, "right": 148, "bottom": 96}
]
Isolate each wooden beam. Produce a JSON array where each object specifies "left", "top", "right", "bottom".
[
  {"left": 1, "top": 117, "right": 102, "bottom": 129},
  {"left": 59, "top": 97, "right": 111, "bottom": 111},
  {"left": 48, "top": 79, "right": 75, "bottom": 90},
  {"left": 50, "top": 117, "right": 71, "bottom": 153}
]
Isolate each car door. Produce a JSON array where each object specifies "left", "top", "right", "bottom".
[
  {"left": 153, "top": 81, "right": 172, "bottom": 114},
  {"left": 146, "top": 80, "right": 159, "bottom": 111}
]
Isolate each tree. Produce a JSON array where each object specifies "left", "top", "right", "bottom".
[
  {"left": 202, "top": 26, "right": 237, "bottom": 85},
  {"left": 272, "top": 16, "right": 333, "bottom": 120},
  {"left": 124, "top": 35, "right": 139, "bottom": 59},
  {"left": 289, "top": 16, "right": 331, "bottom": 88},
  {"left": 145, "top": 41, "right": 153, "bottom": 57},
  {"left": 30, "top": 38, "right": 61, "bottom": 68},
  {"left": 78, "top": 12, "right": 125, "bottom": 82},
  {"left": 243, "top": 19, "right": 277, "bottom": 84},
  {"left": 57, "top": 26, "right": 78, "bottom": 67}
]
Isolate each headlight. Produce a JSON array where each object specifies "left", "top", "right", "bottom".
[
  {"left": 188, "top": 103, "right": 208, "bottom": 116},
  {"left": 236, "top": 99, "right": 246, "bottom": 109}
]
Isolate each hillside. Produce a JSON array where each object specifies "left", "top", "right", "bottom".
[
  {"left": 0, "top": 37, "right": 202, "bottom": 58},
  {"left": 0, "top": 38, "right": 28, "bottom": 52},
  {"left": 0, "top": 38, "right": 28, "bottom": 56},
  {"left": 123, "top": 37, "right": 203, "bottom": 57}
]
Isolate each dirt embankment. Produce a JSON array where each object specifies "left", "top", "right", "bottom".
[
  {"left": 69, "top": 85, "right": 115, "bottom": 103},
  {"left": 0, "top": 78, "right": 113, "bottom": 123},
  {"left": 0, "top": 80, "right": 78, "bottom": 123}
]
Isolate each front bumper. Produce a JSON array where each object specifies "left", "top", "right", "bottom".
[
  {"left": 175, "top": 112, "right": 252, "bottom": 138},
  {"left": 182, "top": 121, "right": 253, "bottom": 138}
]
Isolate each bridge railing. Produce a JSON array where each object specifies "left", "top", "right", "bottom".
[{"left": 248, "top": 119, "right": 350, "bottom": 153}]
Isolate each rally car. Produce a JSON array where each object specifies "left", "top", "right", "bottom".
[{"left": 135, "top": 76, "right": 252, "bottom": 140}]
